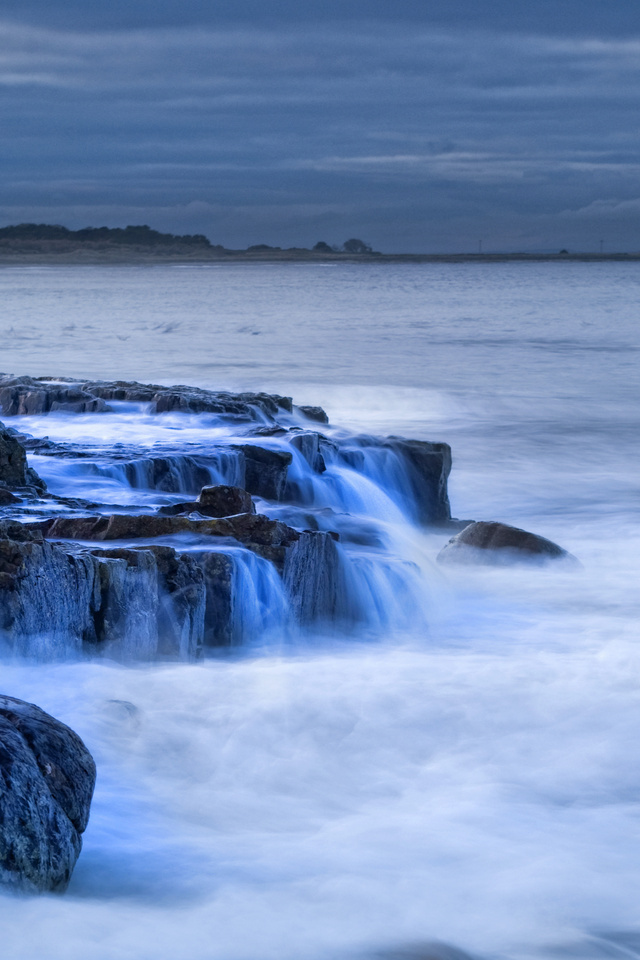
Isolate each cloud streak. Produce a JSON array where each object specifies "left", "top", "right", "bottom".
[{"left": 1, "top": 16, "right": 640, "bottom": 250}]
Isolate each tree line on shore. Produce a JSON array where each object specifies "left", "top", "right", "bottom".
[{"left": 0, "top": 223, "right": 377, "bottom": 254}]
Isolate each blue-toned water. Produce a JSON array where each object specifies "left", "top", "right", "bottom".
[{"left": 1, "top": 262, "right": 640, "bottom": 960}]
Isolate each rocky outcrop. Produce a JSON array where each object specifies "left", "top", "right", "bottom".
[
  {"left": 158, "top": 484, "right": 254, "bottom": 518},
  {"left": 0, "top": 513, "right": 352, "bottom": 656},
  {"left": 437, "top": 521, "right": 577, "bottom": 566},
  {"left": 0, "top": 521, "right": 206, "bottom": 659},
  {"left": 0, "top": 422, "right": 46, "bottom": 495},
  {"left": 0, "top": 375, "right": 294, "bottom": 422},
  {"left": 0, "top": 694, "right": 95, "bottom": 893}
]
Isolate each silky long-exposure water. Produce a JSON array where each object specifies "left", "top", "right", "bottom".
[{"left": 1, "top": 262, "right": 639, "bottom": 959}]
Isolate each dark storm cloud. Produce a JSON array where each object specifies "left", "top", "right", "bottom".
[{"left": 1, "top": 4, "right": 640, "bottom": 251}]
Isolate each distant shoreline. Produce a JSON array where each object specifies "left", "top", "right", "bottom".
[{"left": 0, "top": 244, "right": 638, "bottom": 265}]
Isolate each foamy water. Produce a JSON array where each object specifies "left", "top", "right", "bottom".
[{"left": 1, "top": 262, "right": 640, "bottom": 959}]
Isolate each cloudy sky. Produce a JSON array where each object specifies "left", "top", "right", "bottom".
[{"left": 1, "top": 0, "right": 639, "bottom": 252}]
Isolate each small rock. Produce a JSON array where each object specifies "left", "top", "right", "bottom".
[
  {"left": 197, "top": 484, "right": 254, "bottom": 516},
  {"left": 437, "top": 520, "right": 577, "bottom": 566},
  {"left": 298, "top": 405, "right": 329, "bottom": 424}
]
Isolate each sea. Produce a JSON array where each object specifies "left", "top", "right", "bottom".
[{"left": 1, "top": 261, "right": 639, "bottom": 960}]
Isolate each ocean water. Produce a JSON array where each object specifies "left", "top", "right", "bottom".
[{"left": 1, "top": 261, "right": 640, "bottom": 959}]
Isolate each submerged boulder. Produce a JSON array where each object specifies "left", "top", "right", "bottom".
[
  {"left": 437, "top": 521, "right": 577, "bottom": 566},
  {"left": 0, "top": 695, "right": 96, "bottom": 893}
]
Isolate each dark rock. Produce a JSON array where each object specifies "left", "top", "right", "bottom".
[
  {"left": 0, "top": 421, "right": 46, "bottom": 493},
  {"left": 234, "top": 445, "right": 293, "bottom": 500},
  {"left": 298, "top": 405, "right": 329, "bottom": 424},
  {"left": 437, "top": 520, "right": 577, "bottom": 566},
  {"left": 0, "top": 375, "right": 292, "bottom": 423},
  {"left": 0, "top": 487, "right": 20, "bottom": 505},
  {"left": 0, "top": 525, "right": 205, "bottom": 659},
  {"left": 0, "top": 694, "right": 95, "bottom": 893},
  {"left": 0, "top": 378, "right": 107, "bottom": 416},
  {"left": 159, "top": 484, "right": 254, "bottom": 518},
  {"left": 195, "top": 552, "right": 235, "bottom": 646},
  {"left": 40, "top": 511, "right": 299, "bottom": 562}
]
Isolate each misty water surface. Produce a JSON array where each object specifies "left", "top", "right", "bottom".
[{"left": 1, "top": 261, "right": 639, "bottom": 960}]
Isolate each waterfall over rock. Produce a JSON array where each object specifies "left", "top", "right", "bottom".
[{"left": 0, "top": 376, "right": 455, "bottom": 660}]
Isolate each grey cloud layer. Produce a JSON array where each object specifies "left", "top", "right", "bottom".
[{"left": 2, "top": 20, "right": 640, "bottom": 250}]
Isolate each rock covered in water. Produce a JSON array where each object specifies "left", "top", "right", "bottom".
[
  {"left": 0, "top": 374, "right": 295, "bottom": 422},
  {"left": 0, "top": 520, "right": 206, "bottom": 659},
  {"left": 437, "top": 521, "right": 577, "bottom": 566},
  {"left": 0, "top": 694, "right": 96, "bottom": 893}
]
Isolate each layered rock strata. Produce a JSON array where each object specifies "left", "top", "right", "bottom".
[{"left": 0, "top": 374, "right": 298, "bottom": 420}]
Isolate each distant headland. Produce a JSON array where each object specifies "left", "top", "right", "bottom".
[{"left": 0, "top": 223, "right": 637, "bottom": 264}]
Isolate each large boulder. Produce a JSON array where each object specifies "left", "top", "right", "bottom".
[
  {"left": 437, "top": 521, "right": 577, "bottom": 566},
  {"left": 0, "top": 695, "right": 96, "bottom": 893}
]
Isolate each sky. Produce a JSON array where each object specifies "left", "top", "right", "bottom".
[{"left": 1, "top": 0, "right": 640, "bottom": 253}]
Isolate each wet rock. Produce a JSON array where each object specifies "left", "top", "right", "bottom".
[
  {"left": 0, "top": 422, "right": 46, "bottom": 493},
  {"left": 384, "top": 438, "right": 452, "bottom": 525},
  {"left": 283, "top": 531, "right": 349, "bottom": 624},
  {"left": 0, "top": 529, "right": 98, "bottom": 658},
  {"left": 437, "top": 520, "right": 577, "bottom": 566},
  {"left": 297, "top": 404, "right": 329, "bottom": 424},
  {"left": 158, "top": 484, "right": 254, "bottom": 518},
  {"left": 0, "top": 377, "right": 107, "bottom": 416},
  {"left": 195, "top": 552, "right": 235, "bottom": 646},
  {"left": 0, "top": 694, "right": 96, "bottom": 893},
  {"left": 40, "top": 511, "right": 300, "bottom": 562},
  {"left": 198, "top": 484, "right": 253, "bottom": 515},
  {"left": 0, "top": 487, "right": 20, "bottom": 505},
  {"left": 235, "top": 445, "right": 293, "bottom": 500},
  {"left": 288, "top": 432, "right": 327, "bottom": 473},
  {"left": 0, "top": 375, "right": 293, "bottom": 423},
  {"left": 0, "top": 523, "right": 205, "bottom": 660},
  {"left": 147, "top": 547, "right": 206, "bottom": 658}
]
